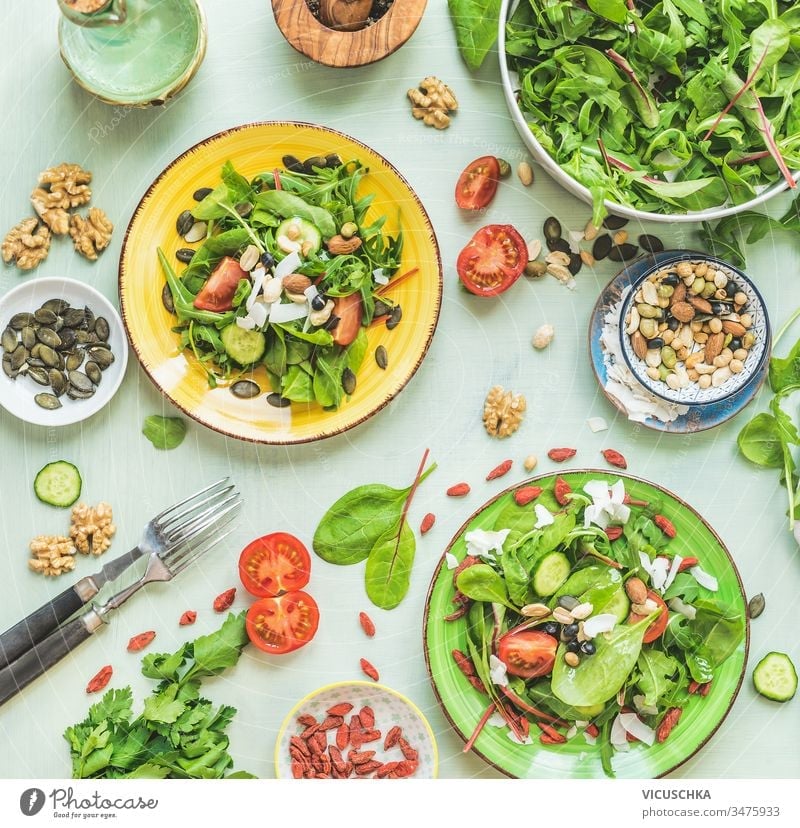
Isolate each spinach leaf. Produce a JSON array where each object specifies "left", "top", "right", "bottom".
[
  {"left": 447, "top": 0, "right": 501, "bottom": 71},
  {"left": 737, "top": 411, "right": 787, "bottom": 467},
  {"left": 281, "top": 364, "right": 314, "bottom": 402},
  {"left": 364, "top": 521, "right": 415, "bottom": 610},
  {"left": 313, "top": 348, "right": 347, "bottom": 408},
  {"left": 635, "top": 650, "right": 679, "bottom": 706},
  {"left": 347, "top": 328, "right": 369, "bottom": 373},
  {"left": 142, "top": 415, "right": 187, "bottom": 450},
  {"left": 500, "top": 545, "right": 530, "bottom": 607},
  {"left": 690, "top": 600, "right": 746, "bottom": 666},
  {"left": 456, "top": 564, "right": 512, "bottom": 608},
  {"left": 254, "top": 191, "right": 336, "bottom": 239}
]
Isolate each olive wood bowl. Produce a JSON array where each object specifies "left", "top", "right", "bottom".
[{"left": 271, "top": 0, "right": 427, "bottom": 68}]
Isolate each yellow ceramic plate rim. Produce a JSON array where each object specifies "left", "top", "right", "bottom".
[{"left": 118, "top": 121, "right": 443, "bottom": 444}]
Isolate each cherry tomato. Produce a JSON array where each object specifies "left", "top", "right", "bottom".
[
  {"left": 456, "top": 224, "right": 527, "bottom": 297},
  {"left": 238, "top": 532, "right": 311, "bottom": 598},
  {"left": 332, "top": 292, "right": 363, "bottom": 346},
  {"left": 193, "top": 256, "right": 247, "bottom": 312},
  {"left": 497, "top": 630, "right": 558, "bottom": 679},
  {"left": 628, "top": 589, "right": 669, "bottom": 644},
  {"left": 455, "top": 155, "right": 500, "bottom": 210},
  {"left": 245, "top": 590, "right": 320, "bottom": 654}
]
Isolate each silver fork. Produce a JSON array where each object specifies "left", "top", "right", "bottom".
[
  {"left": 0, "top": 483, "right": 242, "bottom": 707},
  {"left": 0, "top": 478, "right": 237, "bottom": 670}
]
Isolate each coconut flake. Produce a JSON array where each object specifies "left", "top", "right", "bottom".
[
  {"left": 507, "top": 730, "right": 534, "bottom": 745},
  {"left": 487, "top": 712, "right": 507, "bottom": 728},
  {"left": 650, "top": 556, "right": 669, "bottom": 591},
  {"left": 633, "top": 695, "right": 659, "bottom": 717},
  {"left": 445, "top": 552, "right": 459, "bottom": 570},
  {"left": 668, "top": 596, "right": 697, "bottom": 620},
  {"left": 619, "top": 713, "right": 656, "bottom": 746},
  {"left": 662, "top": 554, "right": 683, "bottom": 592},
  {"left": 690, "top": 565, "right": 718, "bottom": 592},
  {"left": 465, "top": 528, "right": 510, "bottom": 561},
  {"left": 268, "top": 302, "right": 307, "bottom": 324},
  {"left": 567, "top": 230, "right": 584, "bottom": 252},
  {"left": 582, "top": 613, "right": 617, "bottom": 638},
  {"left": 639, "top": 551, "right": 655, "bottom": 578},
  {"left": 274, "top": 251, "right": 301, "bottom": 279},
  {"left": 248, "top": 302, "right": 268, "bottom": 329},
  {"left": 489, "top": 655, "right": 509, "bottom": 687},
  {"left": 566, "top": 725, "right": 578, "bottom": 740},
  {"left": 534, "top": 504, "right": 555, "bottom": 528},
  {"left": 584, "top": 733, "right": 597, "bottom": 746},
  {"left": 373, "top": 268, "right": 389, "bottom": 285},
  {"left": 610, "top": 714, "right": 630, "bottom": 751},
  {"left": 587, "top": 416, "right": 608, "bottom": 433},
  {"left": 235, "top": 314, "right": 256, "bottom": 331},
  {"left": 247, "top": 267, "right": 267, "bottom": 311}
]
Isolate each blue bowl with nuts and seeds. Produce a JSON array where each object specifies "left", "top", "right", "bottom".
[{"left": 618, "top": 252, "right": 770, "bottom": 405}]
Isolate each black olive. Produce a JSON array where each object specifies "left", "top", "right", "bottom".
[
  {"left": 566, "top": 639, "right": 582, "bottom": 653},
  {"left": 563, "top": 622, "right": 580, "bottom": 639},
  {"left": 580, "top": 641, "right": 597, "bottom": 656},
  {"left": 667, "top": 317, "right": 680, "bottom": 331},
  {"left": 729, "top": 337, "right": 742, "bottom": 351},
  {"left": 725, "top": 281, "right": 737, "bottom": 298},
  {"left": 647, "top": 337, "right": 664, "bottom": 349},
  {"left": 282, "top": 154, "right": 304, "bottom": 173},
  {"left": 260, "top": 252, "right": 275, "bottom": 270},
  {"left": 710, "top": 301, "right": 729, "bottom": 316},
  {"left": 638, "top": 234, "right": 664, "bottom": 253},
  {"left": 568, "top": 252, "right": 583, "bottom": 275},
  {"left": 592, "top": 233, "right": 613, "bottom": 261},
  {"left": 608, "top": 243, "right": 640, "bottom": 262},
  {"left": 175, "top": 248, "right": 195, "bottom": 264},
  {"left": 543, "top": 216, "right": 562, "bottom": 240},
  {"left": 602, "top": 214, "right": 629, "bottom": 230},
  {"left": 311, "top": 295, "right": 326, "bottom": 312},
  {"left": 662, "top": 273, "right": 679, "bottom": 286},
  {"left": 192, "top": 187, "right": 213, "bottom": 202},
  {"left": 542, "top": 621, "right": 560, "bottom": 637},
  {"left": 546, "top": 236, "right": 571, "bottom": 254}
]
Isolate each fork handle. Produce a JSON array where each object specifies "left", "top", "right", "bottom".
[
  {"left": 0, "top": 615, "right": 95, "bottom": 707},
  {"left": 0, "top": 586, "right": 85, "bottom": 670}
]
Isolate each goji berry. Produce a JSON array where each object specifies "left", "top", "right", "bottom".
[
  {"left": 398, "top": 738, "right": 418, "bottom": 761},
  {"left": 297, "top": 714, "right": 316, "bottom": 727},
  {"left": 420, "top": 512, "right": 436, "bottom": 534},
  {"left": 486, "top": 459, "right": 513, "bottom": 480},
  {"left": 688, "top": 680, "right": 701, "bottom": 694},
  {"left": 348, "top": 749, "right": 375, "bottom": 765},
  {"left": 291, "top": 759, "right": 303, "bottom": 779},
  {"left": 548, "top": 447, "right": 577, "bottom": 462},
  {"left": 376, "top": 761, "right": 400, "bottom": 778},
  {"left": 360, "top": 657, "right": 379, "bottom": 681},
  {"left": 699, "top": 681, "right": 712, "bottom": 697},
  {"left": 384, "top": 725, "right": 402, "bottom": 750},
  {"left": 605, "top": 526, "right": 623, "bottom": 541},
  {"left": 678, "top": 556, "right": 699, "bottom": 572},
  {"left": 290, "top": 736, "right": 310, "bottom": 757},
  {"left": 468, "top": 675, "right": 486, "bottom": 692},
  {"left": 336, "top": 722, "right": 350, "bottom": 750},
  {"left": 452, "top": 649, "right": 476, "bottom": 677},
  {"left": 319, "top": 715, "right": 344, "bottom": 731},
  {"left": 178, "top": 610, "right": 197, "bottom": 626},
  {"left": 444, "top": 606, "right": 469, "bottom": 621},
  {"left": 354, "top": 760, "right": 382, "bottom": 775},
  {"left": 213, "top": 587, "right": 236, "bottom": 612},
  {"left": 585, "top": 723, "right": 599, "bottom": 738},
  {"left": 360, "top": 729, "right": 381, "bottom": 743},
  {"left": 394, "top": 759, "right": 418, "bottom": 777},
  {"left": 554, "top": 476, "right": 572, "bottom": 505},
  {"left": 601, "top": 449, "right": 627, "bottom": 469},
  {"left": 654, "top": 514, "right": 676, "bottom": 538},
  {"left": 535, "top": 721, "right": 565, "bottom": 742},
  {"left": 327, "top": 702, "right": 353, "bottom": 717},
  {"left": 623, "top": 494, "right": 649, "bottom": 507},
  {"left": 514, "top": 485, "right": 542, "bottom": 506},
  {"left": 447, "top": 482, "right": 471, "bottom": 497},
  {"left": 86, "top": 665, "right": 113, "bottom": 694},
  {"left": 359, "top": 706, "right": 375, "bottom": 728},
  {"left": 126, "top": 631, "right": 156, "bottom": 652},
  {"left": 656, "top": 707, "right": 683, "bottom": 742},
  {"left": 359, "top": 611, "right": 376, "bottom": 637},
  {"left": 539, "top": 732, "right": 567, "bottom": 745}
]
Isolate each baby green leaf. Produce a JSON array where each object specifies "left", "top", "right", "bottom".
[
  {"left": 364, "top": 521, "right": 415, "bottom": 610},
  {"left": 456, "top": 563, "right": 511, "bottom": 607},
  {"left": 142, "top": 415, "right": 187, "bottom": 450},
  {"left": 636, "top": 650, "right": 679, "bottom": 707},
  {"left": 588, "top": 0, "right": 629, "bottom": 24},
  {"left": 737, "top": 412, "right": 785, "bottom": 467},
  {"left": 447, "top": 0, "right": 501, "bottom": 71}
]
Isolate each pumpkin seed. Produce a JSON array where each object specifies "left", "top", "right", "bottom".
[
  {"left": 66, "top": 352, "right": 84, "bottom": 372},
  {"left": 282, "top": 154, "right": 303, "bottom": 172},
  {"left": 175, "top": 248, "right": 195, "bottom": 264},
  {"left": 2, "top": 327, "right": 18, "bottom": 352},
  {"left": 375, "top": 345, "right": 388, "bottom": 370},
  {"left": 176, "top": 209, "right": 195, "bottom": 236},
  {"left": 30, "top": 343, "right": 42, "bottom": 360},
  {"left": 9, "top": 312, "right": 35, "bottom": 330},
  {"left": 27, "top": 366, "right": 49, "bottom": 386},
  {"left": 193, "top": 187, "right": 213, "bottom": 202},
  {"left": 67, "top": 386, "right": 95, "bottom": 400},
  {"left": 184, "top": 221, "right": 208, "bottom": 243},
  {"left": 162, "top": 283, "right": 175, "bottom": 314},
  {"left": 94, "top": 317, "right": 110, "bottom": 342},
  {"left": 324, "top": 314, "right": 340, "bottom": 332},
  {"left": 84, "top": 306, "right": 96, "bottom": 332},
  {"left": 2, "top": 355, "right": 16, "bottom": 379},
  {"left": 568, "top": 252, "right": 583, "bottom": 276},
  {"left": 231, "top": 379, "right": 260, "bottom": 399},
  {"left": 341, "top": 368, "right": 356, "bottom": 395},
  {"left": 62, "top": 307, "right": 86, "bottom": 328},
  {"left": 543, "top": 216, "right": 562, "bottom": 240},
  {"left": 88, "top": 347, "right": 115, "bottom": 369},
  {"left": 58, "top": 328, "right": 77, "bottom": 351},
  {"left": 69, "top": 371, "right": 94, "bottom": 393},
  {"left": 9, "top": 345, "right": 28, "bottom": 370},
  {"left": 747, "top": 592, "right": 765, "bottom": 620},
  {"left": 386, "top": 305, "right": 402, "bottom": 330},
  {"left": 34, "top": 392, "right": 62, "bottom": 410},
  {"left": 36, "top": 328, "right": 62, "bottom": 349},
  {"left": 49, "top": 369, "right": 68, "bottom": 396},
  {"left": 39, "top": 345, "right": 61, "bottom": 368},
  {"left": 26, "top": 357, "right": 45, "bottom": 368},
  {"left": 546, "top": 236, "right": 571, "bottom": 254},
  {"left": 325, "top": 153, "right": 343, "bottom": 168},
  {"left": 85, "top": 362, "right": 102, "bottom": 385},
  {"left": 33, "top": 308, "right": 58, "bottom": 325},
  {"left": 266, "top": 392, "right": 291, "bottom": 408},
  {"left": 235, "top": 201, "right": 253, "bottom": 219},
  {"left": 41, "top": 299, "right": 69, "bottom": 314},
  {"left": 373, "top": 299, "right": 391, "bottom": 318}
]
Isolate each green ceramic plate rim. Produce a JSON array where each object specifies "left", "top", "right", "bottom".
[{"left": 422, "top": 468, "right": 750, "bottom": 779}]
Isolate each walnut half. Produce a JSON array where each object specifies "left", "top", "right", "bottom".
[
  {"left": 483, "top": 385, "right": 527, "bottom": 439},
  {"left": 70, "top": 501, "right": 116, "bottom": 555},
  {"left": 29, "top": 535, "right": 76, "bottom": 577},
  {"left": 69, "top": 208, "right": 113, "bottom": 261},
  {"left": 2, "top": 218, "right": 51, "bottom": 270}
]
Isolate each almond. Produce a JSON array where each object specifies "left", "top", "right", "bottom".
[
  {"left": 670, "top": 301, "right": 695, "bottom": 323},
  {"left": 631, "top": 330, "right": 648, "bottom": 360},
  {"left": 670, "top": 282, "right": 687, "bottom": 305},
  {"left": 704, "top": 331, "right": 725, "bottom": 363},
  {"left": 625, "top": 577, "right": 647, "bottom": 604},
  {"left": 688, "top": 296, "right": 712, "bottom": 314},
  {"left": 282, "top": 273, "right": 312, "bottom": 294},
  {"left": 722, "top": 320, "right": 747, "bottom": 337}
]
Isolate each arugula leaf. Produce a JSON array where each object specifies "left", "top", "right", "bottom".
[
  {"left": 636, "top": 650, "right": 679, "bottom": 706},
  {"left": 447, "top": 0, "right": 501, "bottom": 71},
  {"left": 142, "top": 415, "right": 187, "bottom": 450}
]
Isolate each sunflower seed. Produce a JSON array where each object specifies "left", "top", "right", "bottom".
[
  {"left": 603, "top": 215, "right": 629, "bottom": 230},
  {"left": 176, "top": 210, "right": 195, "bottom": 236},
  {"left": 94, "top": 317, "right": 110, "bottom": 342},
  {"left": 49, "top": 369, "right": 68, "bottom": 396},
  {"left": 162, "top": 283, "right": 175, "bottom": 314},
  {"left": 41, "top": 299, "right": 69, "bottom": 314},
  {"left": 1, "top": 327, "right": 17, "bottom": 352},
  {"left": 193, "top": 187, "right": 213, "bottom": 202},
  {"left": 266, "top": 393, "right": 291, "bottom": 408},
  {"left": 88, "top": 347, "right": 115, "bottom": 369},
  {"left": 85, "top": 362, "right": 102, "bottom": 385},
  {"left": 33, "top": 308, "right": 58, "bottom": 325},
  {"left": 638, "top": 234, "right": 664, "bottom": 254},
  {"left": 375, "top": 345, "right": 388, "bottom": 370},
  {"left": 9, "top": 345, "right": 28, "bottom": 370},
  {"left": 34, "top": 392, "right": 62, "bottom": 409},
  {"left": 231, "top": 379, "right": 261, "bottom": 399},
  {"left": 386, "top": 305, "right": 402, "bottom": 330},
  {"left": 175, "top": 248, "right": 195, "bottom": 264},
  {"left": 36, "top": 328, "right": 62, "bottom": 349},
  {"left": 9, "top": 312, "right": 35, "bottom": 330},
  {"left": 747, "top": 592, "right": 765, "bottom": 620}
]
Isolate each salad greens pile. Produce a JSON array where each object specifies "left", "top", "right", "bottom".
[
  {"left": 64, "top": 613, "right": 252, "bottom": 779},
  {"left": 449, "top": 477, "right": 744, "bottom": 777},
  {"left": 448, "top": 0, "right": 502, "bottom": 69},
  {"left": 506, "top": 1, "right": 800, "bottom": 223},
  {"left": 159, "top": 156, "right": 403, "bottom": 406}
]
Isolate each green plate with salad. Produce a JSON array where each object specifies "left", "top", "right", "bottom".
[{"left": 423, "top": 470, "right": 749, "bottom": 778}]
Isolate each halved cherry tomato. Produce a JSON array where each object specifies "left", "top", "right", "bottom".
[
  {"left": 456, "top": 224, "right": 527, "bottom": 297},
  {"left": 238, "top": 532, "right": 311, "bottom": 598},
  {"left": 455, "top": 155, "right": 500, "bottom": 211},
  {"left": 332, "top": 292, "right": 363, "bottom": 346},
  {"left": 628, "top": 589, "right": 669, "bottom": 644},
  {"left": 245, "top": 590, "right": 320, "bottom": 654},
  {"left": 497, "top": 630, "right": 558, "bottom": 679},
  {"left": 193, "top": 256, "right": 247, "bottom": 312}
]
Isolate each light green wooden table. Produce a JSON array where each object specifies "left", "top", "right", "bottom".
[{"left": 0, "top": 1, "right": 797, "bottom": 779}]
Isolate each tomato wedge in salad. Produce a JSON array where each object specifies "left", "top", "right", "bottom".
[
  {"left": 238, "top": 532, "right": 311, "bottom": 598},
  {"left": 455, "top": 155, "right": 500, "bottom": 210},
  {"left": 193, "top": 256, "right": 247, "bottom": 312},
  {"left": 245, "top": 590, "right": 320, "bottom": 654},
  {"left": 497, "top": 630, "right": 559, "bottom": 679},
  {"left": 456, "top": 224, "right": 527, "bottom": 297},
  {"left": 628, "top": 589, "right": 669, "bottom": 644}
]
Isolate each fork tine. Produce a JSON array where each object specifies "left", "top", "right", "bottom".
[
  {"left": 153, "top": 478, "right": 230, "bottom": 524},
  {"left": 157, "top": 483, "right": 236, "bottom": 533},
  {"left": 163, "top": 493, "right": 241, "bottom": 547},
  {"left": 168, "top": 527, "right": 237, "bottom": 577},
  {"left": 160, "top": 500, "right": 242, "bottom": 569}
]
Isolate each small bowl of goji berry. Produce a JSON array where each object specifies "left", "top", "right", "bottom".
[{"left": 275, "top": 681, "right": 438, "bottom": 779}]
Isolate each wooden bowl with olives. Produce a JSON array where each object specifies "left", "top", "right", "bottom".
[{"left": 619, "top": 253, "right": 770, "bottom": 405}]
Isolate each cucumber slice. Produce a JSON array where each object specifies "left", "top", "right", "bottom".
[
  {"left": 599, "top": 587, "right": 631, "bottom": 623},
  {"left": 34, "top": 461, "right": 82, "bottom": 508},
  {"left": 753, "top": 652, "right": 797, "bottom": 702},
  {"left": 532, "top": 552, "right": 571, "bottom": 597},
  {"left": 220, "top": 324, "right": 266, "bottom": 366},
  {"left": 276, "top": 217, "right": 322, "bottom": 255}
]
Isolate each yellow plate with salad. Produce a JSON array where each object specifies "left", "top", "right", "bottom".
[{"left": 119, "top": 122, "right": 442, "bottom": 444}]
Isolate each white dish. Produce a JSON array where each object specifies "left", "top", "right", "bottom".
[{"left": 0, "top": 278, "right": 128, "bottom": 427}]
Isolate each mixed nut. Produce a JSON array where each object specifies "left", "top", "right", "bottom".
[
  {"left": 623, "top": 260, "right": 758, "bottom": 394},
  {"left": 1, "top": 299, "right": 115, "bottom": 409}
]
